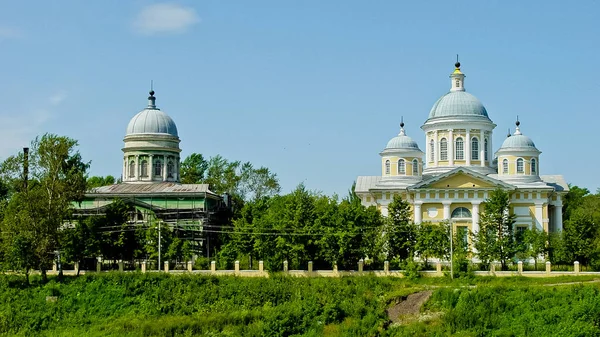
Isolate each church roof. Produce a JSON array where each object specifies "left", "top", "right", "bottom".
[
  {"left": 87, "top": 182, "right": 218, "bottom": 197},
  {"left": 126, "top": 91, "right": 179, "bottom": 137},
  {"left": 428, "top": 91, "right": 489, "bottom": 119}
]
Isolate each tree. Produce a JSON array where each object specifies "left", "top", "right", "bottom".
[
  {"left": 473, "top": 188, "right": 517, "bottom": 271},
  {"left": 86, "top": 175, "right": 116, "bottom": 189},
  {"left": 523, "top": 227, "right": 548, "bottom": 271},
  {"left": 62, "top": 216, "right": 103, "bottom": 275},
  {"left": 562, "top": 194, "right": 600, "bottom": 267},
  {"left": 0, "top": 134, "right": 89, "bottom": 281},
  {"left": 385, "top": 195, "right": 416, "bottom": 263},
  {"left": 563, "top": 185, "right": 590, "bottom": 222},
  {"left": 180, "top": 153, "right": 208, "bottom": 184},
  {"left": 415, "top": 221, "right": 450, "bottom": 266}
]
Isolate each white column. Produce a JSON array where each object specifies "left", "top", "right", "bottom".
[
  {"left": 448, "top": 129, "right": 454, "bottom": 166},
  {"left": 434, "top": 130, "right": 439, "bottom": 166},
  {"left": 135, "top": 155, "right": 140, "bottom": 181},
  {"left": 426, "top": 133, "right": 430, "bottom": 165},
  {"left": 466, "top": 129, "right": 471, "bottom": 165},
  {"left": 414, "top": 202, "right": 422, "bottom": 224},
  {"left": 443, "top": 202, "right": 451, "bottom": 220},
  {"left": 489, "top": 135, "right": 493, "bottom": 165},
  {"left": 123, "top": 157, "right": 127, "bottom": 181},
  {"left": 149, "top": 155, "right": 154, "bottom": 180},
  {"left": 471, "top": 202, "right": 480, "bottom": 234},
  {"left": 554, "top": 202, "right": 563, "bottom": 232},
  {"left": 534, "top": 203, "right": 544, "bottom": 231},
  {"left": 480, "top": 130, "right": 485, "bottom": 167},
  {"left": 163, "top": 155, "right": 168, "bottom": 181}
]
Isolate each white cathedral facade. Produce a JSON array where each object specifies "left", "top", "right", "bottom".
[{"left": 355, "top": 62, "right": 568, "bottom": 244}]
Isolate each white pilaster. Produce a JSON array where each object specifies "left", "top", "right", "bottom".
[
  {"left": 489, "top": 135, "right": 493, "bottom": 165},
  {"left": 149, "top": 155, "right": 154, "bottom": 180},
  {"left": 135, "top": 155, "right": 140, "bottom": 181},
  {"left": 554, "top": 202, "right": 563, "bottom": 232},
  {"left": 448, "top": 129, "right": 454, "bottom": 166},
  {"left": 163, "top": 155, "right": 168, "bottom": 181},
  {"left": 480, "top": 130, "right": 485, "bottom": 167},
  {"left": 466, "top": 129, "right": 471, "bottom": 165},
  {"left": 434, "top": 130, "right": 438, "bottom": 166},
  {"left": 471, "top": 202, "right": 480, "bottom": 234},
  {"left": 443, "top": 202, "right": 451, "bottom": 220},
  {"left": 534, "top": 203, "right": 544, "bottom": 231},
  {"left": 123, "top": 157, "right": 127, "bottom": 181},
  {"left": 414, "top": 202, "right": 423, "bottom": 224}
]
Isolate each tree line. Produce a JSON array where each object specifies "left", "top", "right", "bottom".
[{"left": 0, "top": 133, "right": 599, "bottom": 283}]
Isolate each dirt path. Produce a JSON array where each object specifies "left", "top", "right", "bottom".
[{"left": 386, "top": 290, "right": 433, "bottom": 324}]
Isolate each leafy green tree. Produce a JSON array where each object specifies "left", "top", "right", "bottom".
[
  {"left": 385, "top": 195, "right": 416, "bottom": 263},
  {"left": 0, "top": 134, "right": 89, "bottom": 281},
  {"left": 86, "top": 175, "right": 116, "bottom": 189},
  {"left": 562, "top": 194, "right": 600, "bottom": 267},
  {"left": 62, "top": 216, "right": 103, "bottom": 275},
  {"left": 415, "top": 221, "right": 450, "bottom": 266},
  {"left": 562, "top": 185, "right": 590, "bottom": 222},
  {"left": 523, "top": 227, "right": 548, "bottom": 270},
  {"left": 100, "top": 198, "right": 136, "bottom": 263},
  {"left": 180, "top": 153, "right": 208, "bottom": 184},
  {"left": 473, "top": 188, "right": 517, "bottom": 271}
]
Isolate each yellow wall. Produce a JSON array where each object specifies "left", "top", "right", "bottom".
[
  {"left": 421, "top": 203, "right": 444, "bottom": 221},
  {"left": 498, "top": 155, "right": 538, "bottom": 175},
  {"left": 429, "top": 173, "right": 496, "bottom": 189}
]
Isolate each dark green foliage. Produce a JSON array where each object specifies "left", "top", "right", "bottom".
[
  {"left": 385, "top": 195, "right": 416, "bottom": 262},
  {"left": 86, "top": 175, "right": 116, "bottom": 189}
]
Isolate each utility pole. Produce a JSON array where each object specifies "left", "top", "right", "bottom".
[{"left": 158, "top": 221, "right": 161, "bottom": 271}]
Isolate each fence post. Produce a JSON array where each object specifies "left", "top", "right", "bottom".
[
  {"left": 187, "top": 261, "right": 193, "bottom": 272},
  {"left": 436, "top": 261, "right": 442, "bottom": 275},
  {"left": 118, "top": 260, "right": 124, "bottom": 272},
  {"left": 141, "top": 261, "right": 147, "bottom": 273},
  {"left": 164, "top": 261, "right": 169, "bottom": 272},
  {"left": 97, "top": 260, "right": 102, "bottom": 273},
  {"left": 490, "top": 263, "right": 496, "bottom": 274},
  {"left": 384, "top": 261, "right": 389, "bottom": 274},
  {"left": 518, "top": 261, "right": 523, "bottom": 275},
  {"left": 259, "top": 261, "right": 264, "bottom": 273},
  {"left": 574, "top": 261, "right": 580, "bottom": 275},
  {"left": 74, "top": 262, "right": 79, "bottom": 274},
  {"left": 308, "top": 261, "right": 313, "bottom": 273},
  {"left": 333, "top": 263, "right": 338, "bottom": 275},
  {"left": 234, "top": 261, "right": 240, "bottom": 275},
  {"left": 358, "top": 259, "right": 364, "bottom": 273},
  {"left": 545, "top": 261, "right": 551, "bottom": 275},
  {"left": 283, "top": 260, "right": 288, "bottom": 273},
  {"left": 211, "top": 261, "right": 216, "bottom": 273},
  {"left": 52, "top": 262, "right": 57, "bottom": 273}
]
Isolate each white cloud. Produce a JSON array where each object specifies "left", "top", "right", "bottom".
[
  {"left": 132, "top": 3, "right": 200, "bottom": 36},
  {"left": 49, "top": 91, "right": 67, "bottom": 106},
  {"left": 0, "top": 27, "right": 23, "bottom": 40}
]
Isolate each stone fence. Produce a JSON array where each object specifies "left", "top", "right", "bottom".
[{"left": 45, "top": 259, "right": 599, "bottom": 278}]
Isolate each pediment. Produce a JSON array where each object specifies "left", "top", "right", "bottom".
[{"left": 410, "top": 168, "right": 515, "bottom": 190}]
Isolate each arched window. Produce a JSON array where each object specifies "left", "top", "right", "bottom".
[
  {"left": 502, "top": 159, "right": 508, "bottom": 174},
  {"left": 412, "top": 159, "right": 419, "bottom": 175},
  {"left": 129, "top": 160, "right": 135, "bottom": 178},
  {"left": 455, "top": 137, "right": 464, "bottom": 160},
  {"left": 167, "top": 161, "right": 174, "bottom": 178},
  {"left": 140, "top": 160, "right": 148, "bottom": 177},
  {"left": 531, "top": 158, "right": 537, "bottom": 174},
  {"left": 484, "top": 138, "right": 489, "bottom": 161},
  {"left": 385, "top": 160, "right": 390, "bottom": 175},
  {"left": 451, "top": 207, "right": 472, "bottom": 219},
  {"left": 397, "top": 159, "right": 405, "bottom": 174},
  {"left": 440, "top": 138, "right": 448, "bottom": 160},
  {"left": 154, "top": 160, "right": 162, "bottom": 177},
  {"left": 455, "top": 79, "right": 460, "bottom": 88},
  {"left": 471, "top": 137, "right": 479, "bottom": 160},
  {"left": 517, "top": 158, "right": 524, "bottom": 173},
  {"left": 429, "top": 140, "right": 434, "bottom": 162}
]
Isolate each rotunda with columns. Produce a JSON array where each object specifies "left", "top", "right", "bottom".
[
  {"left": 355, "top": 60, "right": 568, "bottom": 246},
  {"left": 122, "top": 90, "right": 181, "bottom": 183}
]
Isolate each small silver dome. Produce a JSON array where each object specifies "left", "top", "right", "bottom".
[
  {"left": 383, "top": 124, "right": 421, "bottom": 151},
  {"left": 125, "top": 91, "right": 178, "bottom": 137}
]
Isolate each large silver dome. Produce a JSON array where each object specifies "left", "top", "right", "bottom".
[{"left": 126, "top": 91, "right": 178, "bottom": 137}]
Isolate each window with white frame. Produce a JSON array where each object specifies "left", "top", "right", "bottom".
[
  {"left": 140, "top": 160, "right": 148, "bottom": 177},
  {"left": 167, "top": 161, "right": 174, "bottom": 178},
  {"left": 398, "top": 159, "right": 405, "bottom": 174},
  {"left": 531, "top": 158, "right": 537, "bottom": 174},
  {"left": 484, "top": 138, "right": 488, "bottom": 161},
  {"left": 385, "top": 160, "right": 390, "bottom": 175},
  {"left": 412, "top": 159, "right": 419, "bottom": 175},
  {"left": 471, "top": 137, "right": 479, "bottom": 160},
  {"left": 154, "top": 160, "right": 162, "bottom": 177},
  {"left": 502, "top": 159, "right": 508, "bottom": 174},
  {"left": 455, "top": 137, "right": 464, "bottom": 160},
  {"left": 430, "top": 139, "right": 434, "bottom": 162},
  {"left": 517, "top": 158, "right": 524, "bottom": 173},
  {"left": 129, "top": 161, "right": 135, "bottom": 178},
  {"left": 440, "top": 138, "right": 448, "bottom": 160},
  {"left": 451, "top": 207, "right": 472, "bottom": 219}
]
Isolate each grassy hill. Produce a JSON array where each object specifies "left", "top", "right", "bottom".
[{"left": 0, "top": 273, "right": 599, "bottom": 336}]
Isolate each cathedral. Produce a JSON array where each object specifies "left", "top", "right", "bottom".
[
  {"left": 355, "top": 62, "right": 568, "bottom": 244},
  {"left": 72, "top": 90, "right": 229, "bottom": 255}
]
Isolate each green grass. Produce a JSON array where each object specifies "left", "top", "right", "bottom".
[{"left": 0, "top": 273, "right": 599, "bottom": 336}]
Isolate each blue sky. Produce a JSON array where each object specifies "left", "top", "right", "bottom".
[{"left": 1, "top": 1, "right": 598, "bottom": 196}]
